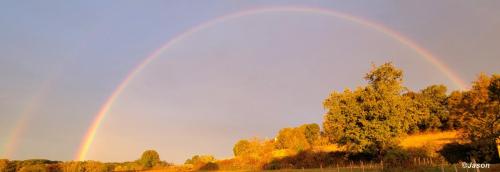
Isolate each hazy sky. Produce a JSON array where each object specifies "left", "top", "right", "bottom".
[{"left": 0, "top": 0, "right": 499, "bottom": 163}]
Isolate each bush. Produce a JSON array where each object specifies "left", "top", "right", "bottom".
[
  {"left": 18, "top": 164, "right": 48, "bottom": 172},
  {"left": 215, "top": 157, "right": 264, "bottom": 171},
  {"left": 199, "top": 162, "right": 219, "bottom": 171},
  {"left": 438, "top": 142, "right": 473, "bottom": 163},
  {"left": 263, "top": 151, "right": 349, "bottom": 170},
  {"left": 383, "top": 147, "right": 410, "bottom": 168}
]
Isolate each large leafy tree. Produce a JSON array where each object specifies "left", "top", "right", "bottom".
[
  {"left": 138, "top": 150, "right": 160, "bottom": 168},
  {"left": 323, "top": 63, "right": 417, "bottom": 156},
  {"left": 457, "top": 74, "right": 500, "bottom": 162}
]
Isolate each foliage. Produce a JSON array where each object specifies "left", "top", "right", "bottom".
[
  {"left": 263, "top": 151, "right": 348, "bottom": 170},
  {"left": 383, "top": 147, "right": 410, "bottom": 167},
  {"left": 452, "top": 74, "right": 500, "bottom": 163},
  {"left": 275, "top": 127, "right": 310, "bottom": 151},
  {"left": 0, "top": 160, "right": 6, "bottom": 172},
  {"left": 233, "top": 140, "right": 252, "bottom": 157},
  {"left": 446, "top": 91, "right": 466, "bottom": 129},
  {"left": 59, "top": 161, "right": 113, "bottom": 172},
  {"left": 184, "top": 154, "right": 216, "bottom": 170},
  {"left": 18, "top": 164, "right": 48, "bottom": 172},
  {"left": 301, "top": 123, "right": 321, "bottom": 146},
  {"left": 137, "top": 150, "right": 160, "bottom": 168},
  {"left": 113, "top": 161, "right": 143, "bottom": 171},
  {"left": 228, "top": 138, "right": 275, "bottom": 170},
  {"left": 184, "top": 155, "right": 215, "bottom": 165},
  {"left": 274, "top": 123, "right": 321, "bottom": 152},
  {"left": 406, "top": 85, "right": 450, "bottom": 131},
  {"left": 198, "top": 162, "right": 219, "bottom": 171},
  {"left": 323, "top": 62, "right": 417, "bottom": 156},
  {"left": 232, "top": 138, "right": 274, "bottom": 159},
  {"left": 438, "top": 142, "right": 473, "bottom": 163}
]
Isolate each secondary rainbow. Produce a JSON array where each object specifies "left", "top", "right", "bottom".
[
  {"left": 1, "top": 78, "right": 54, "bottom": 158},
  {"left": 75, "top": 6, "right": 468, "bottom": 161}
]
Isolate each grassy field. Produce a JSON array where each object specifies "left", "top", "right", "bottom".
[{"left": 399, "top": 131, "right": 461, "bottom": 148}]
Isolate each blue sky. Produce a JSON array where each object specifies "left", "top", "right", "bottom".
[{"left": 0, "top": 0, "right": 499, "bottom": 163}]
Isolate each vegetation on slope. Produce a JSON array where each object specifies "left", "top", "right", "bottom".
[{"left": 0, "top": 62, "right": 498, "bottom": 172}]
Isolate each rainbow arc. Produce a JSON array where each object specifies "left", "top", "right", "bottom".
[{"left": 75, "top": 6, "right": 468, "bottom": 161}]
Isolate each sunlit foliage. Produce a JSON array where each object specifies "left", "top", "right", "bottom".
[
  {"left": 452, "top": 74, "right": 500, "bottom": 162},
  {"left": 405, "top": 85, "right": 450, "bottom": 131},
  {"left": 137, "top": 150, "right": 160, "bottom": 168},
  {"left": 275, "top": 127, "right": 310, "bottom": 151},
  {"left": 323, "top": 62, "right": 417, "bottom": 156}
]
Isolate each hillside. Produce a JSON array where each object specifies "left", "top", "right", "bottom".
[{"left": 400, "top": 131, "right": 461, "bottom": 148}]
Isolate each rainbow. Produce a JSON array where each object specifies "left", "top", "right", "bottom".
[
  {"left": 75, "top": 6, "right": 468, "bottom": 161},
  {"left": 1, "top": 115, "right": 30, "bottom": 158},
  {"left": 1, "top": 79, "right": 53, "bottom": 158}
]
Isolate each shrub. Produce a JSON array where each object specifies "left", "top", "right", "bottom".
[
  {"left": 438, "top": 142, "right": 473, "bottom": 163},
  {"left": 199, "top": 162, "right": 219, "bottom": 171},
  {"left": 383, "top": 147, "right": 410, "bottom": 168}
]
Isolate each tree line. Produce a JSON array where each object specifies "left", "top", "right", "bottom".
[{"left": 0, "top": 150, "right": 170, "bottom": 171}]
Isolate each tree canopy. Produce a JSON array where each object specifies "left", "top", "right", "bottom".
[
  {"left": 323, "top": 62, "right": 417, "bottom": 156},
  {"left": 137, "top": 150, "right": 160, "bottom": 168}
]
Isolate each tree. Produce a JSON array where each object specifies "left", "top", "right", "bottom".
[
  {"left": 61, "top": 161, "right": 83, "bottom": 172},
  {"left": 82, "top": 161, "right": 109, "bottom": 172},
  {"left": 233, "top": 140, "right": 252, "bottom": 157},
  {"left": 0, "top": 159, "right": 8, "bottom": 172},
  {"left": 300, "top": 123, "right": 320, "bottom": 146},
  {"left": 138, "top": 150, "right": 160, "bottom": 168},
  {"left": 458, "top": 74, "right": 500, "bottom": 163},
  {"left": 446, "top": 90, "right": 466, "bottom": 129},
  {"left": 275, "top": 127, "right": 310, "bottom": 151},
  {"left": 323, "top": 62, "right": 417, "bottom": 156},
  {"left": 233, "top": 138, "right": 273, "bottom": 158},
  {"left": 406, "top": 85, "right": 449, "bottom": 131}
]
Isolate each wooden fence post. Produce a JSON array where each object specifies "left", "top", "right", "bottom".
[
  {"left": 350, "top": 161, "right": 353, "bottom": 172},
  {"left": 381, "top": 160, "right": 384, "bottom": 170},
  {"left": 472, "top": 158, "right": 480, "bottom": 172},
  {"left": 361, "top": 160, "right": 364, "bottom": 172}
]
